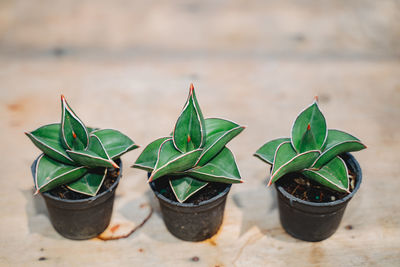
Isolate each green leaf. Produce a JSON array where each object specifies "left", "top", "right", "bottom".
[
  {"left": 132, "top": 137, "right": 170, "bottom": 172},
  {"left": 67, "top": 134, "right": 118, "bottom": 168},
  {"left": 173, "top": 85, "right": 205, "bottom": 153},
  {"left": 196, "top": 118, "right": 245, "bottom": 166},
  {"left": 204, "top": 118, "right": 239, "bottom": 137},
  {"left": 303, "top": 156, "right": 349, "bottom": 193},
  {"left": 269, "top": 142, "right": 320, "bottom": 186},
  {"left": 34, "top": 154, "right": 87, "bottom": 193},
  {"left": 26, "top": 123, "right": 75, "bottom": 165},
  {"left": 169, "top": 176, "right": 208, "bottom": 203},
  {"left": 91, "top": 129, "right": 139, "bottom": 159},
  {"left": 66, "top": 168, "right": 107, "bottom": 196},
  {"left": 254, "top": 137, "right": 290, "bottom": 165},
  {"left": 87, "top": 126, "right": 99, "bottom": 133},
  {"left": 185, "top": 147, "right": 242, "bottom": 184},
  {"left": 291, "top": 101, "right": 327, "bottom": 153},
  {"left": 312, "top": 129, "right": 366, "bottom": 169},
  {"left": 149, "top": 139, "right": 201, "bottom": 182},
  {"left": 60, "top": 95, "right": 89, "bottom": 150}
]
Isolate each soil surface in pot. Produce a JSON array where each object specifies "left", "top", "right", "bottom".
[
  {"left": 276, "top": 170, "right": 356, "bottom": 203},
  {"left": 153, "top": 178, "right": 228, "bottom": 205},
  {"left": 48, "top": 168, "right": 120, "bottom": 200}
]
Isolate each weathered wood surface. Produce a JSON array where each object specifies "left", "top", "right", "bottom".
[{"left": 0, "top": 0, "right": 399, "bottom": 266}]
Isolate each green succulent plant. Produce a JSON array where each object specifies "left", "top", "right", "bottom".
[
  {"left": 26, "top": 95, "right": 138, "bottom": 196},
  {"left": 254, "top": 98, "right": 366, "bottom": 193},
  {"left": 133, "top": 84, "right": 245, "bottom": 203}
]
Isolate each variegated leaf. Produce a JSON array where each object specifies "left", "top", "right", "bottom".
[
  {"left": 254, "top": 137, "right": 290, "bottom": 165},
  {"left": 196, "top": 118, "right": 245, "bottom": 166},
  {"left": 303, "top": 156, "right": 350, "bottom": 193},
  {"left": 66, "top": 168, "right": 108, "bottom": 196},
  {"left": 173, "top": 84, "right": 205, "bottom": 153},
  {"left": 26, "top": 123, "right": 75, "bottom": 165},
  {"left": 34, "top": 154, "right": 87, "bottom": 193},
  {"left": 291, "top": 101, "right": 327, "bottom": 153},
  {"left": 92, "top": 129, "right": 139, "bottom": 159},
  {"left": 312, "top": 129, "right": 366, "bottom": 169},
  {"left": 269, "top": 141, "right": 320, "bottom": 186},
  {"left": 169, "top": 176, "right": 208, "bottom": 203},
  {"left": 185, "top": 147, "right": 242, "bottom": 183},
  {"left": 60, "top": 95, "right": 89, "bottom": 150},
  {"left": 149, "top": 139, "right": 201, "bottom": 182},
  {"left": 132, "top": 137, "right": 170, "bottom": 172},
  {"left": 67, "top": 134, "right": 118, "bottom": 168}
]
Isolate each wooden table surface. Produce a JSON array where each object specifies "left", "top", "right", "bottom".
[{"left": 1, "top": 1, "right": 399, "bottom": 266}]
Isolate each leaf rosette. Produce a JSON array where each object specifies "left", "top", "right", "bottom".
[
  {"left": 26, "top": 95, "right": 139, "bottom": 196},
  {"left": 133, "top": 84, "right": 245, "bottom": 203},
  {"left": 254, "top": 98, "right": 366, "bottom": 193}
]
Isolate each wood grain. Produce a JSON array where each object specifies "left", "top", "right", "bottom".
[{"left": 0, "top": 1, "right": 399, "bottom": 266}]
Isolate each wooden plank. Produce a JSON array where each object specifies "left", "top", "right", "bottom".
[{"left": 0, "top": 1, "right": 399, "bottom": 266}]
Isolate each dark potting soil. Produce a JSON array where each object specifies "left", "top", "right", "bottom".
[
  {"left": 276, "top": 170, "right": 356, "bottom": 203},
  {"left": 153, "top": 177, "right": 228, "bottom": 205},
  {"left": 48, "top": 167, "right": 120, "bottom": 200}
]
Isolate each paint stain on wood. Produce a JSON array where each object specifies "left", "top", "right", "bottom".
[
  {"left": 207, "top": 238, "right": 217, "bottom": 246},
  {"left": 110, "top": 224, "right": 120, "bottom": 233},
  {"left": 7, "top": 103, "right": 22, "bottom": 112},
  {"left": 6, "top": 96, "right": 47, "bottom": 127},
  {"left": 309, "top": 244, "right": 325, "bottom": 265}
]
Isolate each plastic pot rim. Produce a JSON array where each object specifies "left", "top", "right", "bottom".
[
  {"left": 149, "top": 180, "right": 232, "bottom": 209},
  {"left": 274, "top": 153, "right": 362, "bottom": 208},
  {"left": 32, "top": 155, "right": 122, "bottom": 205}
]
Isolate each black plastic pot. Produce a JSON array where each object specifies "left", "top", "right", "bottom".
[
  {"left": 274, "top": 153, "right": 362, "bottom": 242},
  {"left": 149, "top": 181, "right": 231, "bottom": 242},
  {"left": 31, "top": 158, "right": 122, "bottom": 240}
]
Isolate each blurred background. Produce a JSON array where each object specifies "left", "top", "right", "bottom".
[{"left": 1, "top": 0, "right": 399, "bottom": 266}]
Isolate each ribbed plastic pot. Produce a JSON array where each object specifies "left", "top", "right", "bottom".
[
  {"left": 149, "top": 181, "right": 231, "bottom": 242},
  {"left": 31, "top": 158, "right": 122, "bottom": 240},
  {"left": 274, "top": 153, "right": 362, "bottom": 242}
]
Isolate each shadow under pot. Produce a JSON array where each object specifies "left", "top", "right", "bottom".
[
  {"left": 149, "top": 177, "right": 231, "bottom": 242},
  {"left": 31, "top": 158, "right": 122, "bottom": 240},
  {"left": 274, "top": 153, "right": 362, "bottom": 242}
]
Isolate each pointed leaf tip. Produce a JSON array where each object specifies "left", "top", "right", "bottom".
[
  {"left": 60, "top": 95, "right": 89, "bottom": 150},
  {"left": 190, "top": 83, "right": 194, "bottom": 92},
  {"left": 312, "top": 129, "right": 366, "bottom": 168},
  {"left": 26, "top": 124, "right": 76, "bottom": 164},
  {"left": 112, "top": 161, "right": 119, "bottom": 169},
  {"left": 133, "top": 137, "right": 170, "bottom": 172},
  {"left": 314, "top": 95, "right": 319, "bottom": 102},
  {"left": 170, "top": 176, "right": 208, "bottom": 203},
  {"left": 185, "top": 147, "right": 242, "bottom": 184},
  {"left": 291, "top": 101, "right": 327, "bottom": 153},
  {"left": 173, "top": 86, "right": 205, "bottom": 152}
]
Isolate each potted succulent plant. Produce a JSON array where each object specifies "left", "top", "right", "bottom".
[
  {"left": 254, "top": 98, "right": 366, "bottom": 242},
  {"left": 133, "top": 84, "right": 245, "bottom": 241},
  {"left": 26, "top": 95, "right": 138, "bottom": 240}
]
